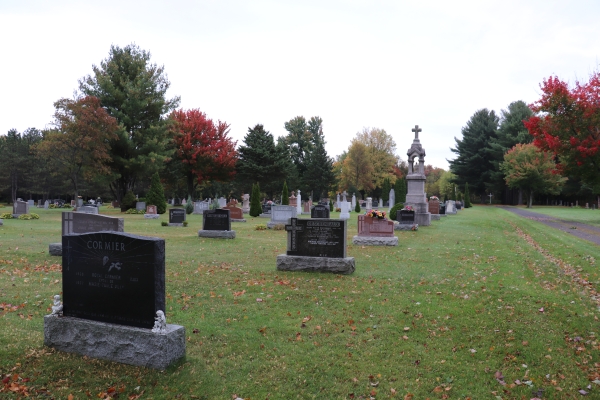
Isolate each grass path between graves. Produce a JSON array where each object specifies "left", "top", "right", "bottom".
[{"left": 1, "top": 205, "right": 600, "bottom": 399}]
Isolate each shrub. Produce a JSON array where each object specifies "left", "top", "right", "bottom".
[
  {"left": 183, "top": 221, "right": 189, "bottom": 227},
  {"left": 273, "top": 224, "right": 285, "bottom": 230},
  {"left": 281, "top": 181, "right": 289, "bottom": 205},
  {"left": 250, "top": 183, "right": 262, "bottom": 217},
  {"left": 254, "top": 224, "right": 267, "bottom": 231},
  {"left": 329, "top": 200, "right": 333, "bottom": 212},
  {"left": 62, "top": 204, "right": 72, "bottom": 209},
  {"left": 464, "top": 183, "right": 472, "bottom": 208},
  {"left": 185, "top": 196, "right": 193, "bottom": 215},
  {"left": 18, "top": 213, "right": 40, "bottom": 220},
  {"left": 121, "top": 191, "right": 136, "bottom": 212},
  {"left": 161, "top": 221, "right": 168, "bottom": 226},
  {"left": 125, "top": 208, "right": 144, "bottom": 214},
  {"left": 335, "top": 207, "right": 341, "bottom": 212},
  {"left": 388, "top": 203, "right": 405, "bottom": 221},
  {"left": 1, "top": 213, "right": 13, "bottom": 219},
  {"left": 146, "top": 172, "right": 168, "bottom": 214},
  {"left": 355, "top": 200, "right": 361, "bottom": 213}
]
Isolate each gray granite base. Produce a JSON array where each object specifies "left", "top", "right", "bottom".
[
  {"left": 395, "top": 223, "right": 419, "bottom": 231},
  {"left": 352, "top": 236, "right": 398, "bottom": 246},
  {"left": 415, "top": 212, "right": 431, "bottom": 226},
  {"left": 49, "top": 243, "right": 62, "bottom": 256},
  {"left": 276, "top": 255, "right": 355, "bottom": 274},
  {"left": 431, "top": 214, "right": 441, "bottom": 220},
  {"left": 0, "top": 219, "right": 3, "bottom": 226},
  {"left": 259, "top": 213, "right": 271, "bottom": 218},
  {"left": 231, "top": 218, "right": 247, "bottom": 223},
  {"left": 167, "top": 223, "right": 184, "bottom": 227},
  {"left": 44, "top": 315, "right": 185, "bottom": 370},
  {"left": 144, "top": 214, "right": 160, "bottom": 219},
  {"left": 198, "top": 230, "right": 236, "bottom": 239},
  {"left": 446, "top": 211, "right": 457, "bottom": 215},
  {"left": 440, "top": 214, "right": 448, "bottom": 217},
  {"left": 267, "top": 221, "right": 287, "bottom": 229}
]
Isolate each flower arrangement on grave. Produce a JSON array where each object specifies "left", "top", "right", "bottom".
[
  {"left": 267, "top": 200, "right": 273, "bottom": 205},
  {"left": 401, "top": 205, "right": 414, "bottom": 212},
  {"left": 429, "top": 196, "right": 439, "bottom": 201},
  {"left": 365, "top": 209, "right": 387, "bottom": 219}
]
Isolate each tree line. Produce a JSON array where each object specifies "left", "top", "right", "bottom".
[{"left": 0, "top": 44, "right": 418, "bottom": 205}]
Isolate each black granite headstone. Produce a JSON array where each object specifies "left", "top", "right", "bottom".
[
  {"left": 62, "top": 231, "right": 165, "bottom": 329},
  {"left": 262, "top": 204, "right": 272, "bottom": 214},
  {"left": 311, "top": 204, "right": 330, "bottom": 219},
  {"left": 440, "top": 204, "right": 446, "bottom": 215},
  {"left": 285, "top": 218, "right": 346, "bottom": 258},
  {"left": 173, "top": 198, "right": 182, "bottom": 206},
  {"left": 203, "top": 209, "right": 231, "bottom": 231},
  {"left": 169, "top": 208, "right": 186, "bottom": 223},
  {"left": 397, "top": 210, "right": 415, "bottom": 224},
  {"left": 62, "top": 212, "right": 124, "bottom": 236}
]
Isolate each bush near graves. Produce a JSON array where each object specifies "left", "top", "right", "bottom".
[
  {"left": 125, "top": 209, "right": 145, "bottom": 214},
  {"left": 388, "top": 202, "right": 404, "bottom": 220},
  {"left": 0, "top": 213, "right": 13, "bottom": 219},
  {"left": 254, "top": 224, "right": 267, "bottom": 230},
  {"left": 121, "top": 191, "right": 136, "bottom": 212},
  {"left": 185, "top": 196, "right": 193, "bottom": 214},
  {"left": 146, "top": 172, "right": 168, "bottom": 214},
  {"left": 355, "top": 200, "right": 361, "bottom": 213},
  {"left": 281, "top": 181, "right": 289, "bottom": 205},
  {"left": 17, "top": 213, "right": 40, "bottom": 220},
  {"left": 249, "top": 183, "right": 262, "bottom": 217}
]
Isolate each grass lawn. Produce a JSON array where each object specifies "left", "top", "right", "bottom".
[{"left": 1, "top": 205, "right": 600, "bottom": 399}]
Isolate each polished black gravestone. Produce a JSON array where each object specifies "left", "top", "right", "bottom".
[
  {"left": 169, "top": 208, "right": 186, "bottom": 226},
  {"left": 396, "top": 210, "right": 415, "bottom": 224},
  {"left": 311, "top": 204, "right": 330, "bottom": 219},
  {"left": 262, "top": 203, "right": 272, "bottom": 214},
  {"left": 61, "top": 231, "right": 165, "bottom": 329},
  {"left": 203, "top": 209, "right": 231, "bottom": 231},
  {"left": 440, "top": 204, "right": 446, "bottom": 215},
  {"left": 198, "top": 209, "right": 235, "bottom": 239},
  {"left": 44, "top": 231, "right": 185, "bottom": 369},
  {"left": 277, "top": 218, "right": 354, "bottom": 274}
]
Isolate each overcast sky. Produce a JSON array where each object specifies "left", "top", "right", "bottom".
[{"left": 2, "top": 0, "right": 599, "bottom": 169}]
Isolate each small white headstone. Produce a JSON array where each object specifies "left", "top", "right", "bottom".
[
  {"left": 351, "top": 194, "right": 356, "bottom": 209},
  {"left": 296, "top": 189, "right": 302, "bottom": 214},
  {"left": 366, "top": 197, "right": 372, "bottom": 210}
]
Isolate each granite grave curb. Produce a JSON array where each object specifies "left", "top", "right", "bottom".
[
  {"left": 276, "top": 255, "right": 355, "bottom": 274},
  {"left": 44, "top": 315, "right": 185, "bottom": 370},
  {"left": 352, "top": 236, "right": 398, "bottom": 246},
  {"left": 144, "top": 214, "right": 160, "bottom": 219},
  {"left": 198, "top": 230, "right": 236, "bottom": 239}
]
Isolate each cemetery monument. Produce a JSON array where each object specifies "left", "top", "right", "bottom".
[
  {"left": 404, "top": 125, "right": 431, "bottom": 226},
  {"left": 198, "top": 209, "right": 235, "bottom": 239}
]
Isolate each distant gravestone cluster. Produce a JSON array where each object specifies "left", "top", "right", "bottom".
[{"left": 37, "top": 123, "right": 466, "bottom": 371}]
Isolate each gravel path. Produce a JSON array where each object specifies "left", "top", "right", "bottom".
[{"left": 499, "top": 206, "right": 600, "bottom": 246}]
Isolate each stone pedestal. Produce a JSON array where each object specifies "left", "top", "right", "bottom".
[
  {"left": 352, "top": 236, "right": 398, "bottom": 246},
  {"left": 276, "top": 255, "right": 355, "bottom": 274},
  {"left": 431, "top": 214, "right": 440, "bottom": 221},
  {"left": 198, "top": 230, "right": 236, "bottom": 239},
  {"left": 44, "top": 315, "right": 185, "bottom": 370},
  {"left": 394, "top": 223, "right": 418, "bottom": 231}
]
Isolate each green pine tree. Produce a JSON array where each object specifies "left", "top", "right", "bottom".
[
  {"left": 355, "top": 199, "right": 361, "bottom": 213},
  {"left": 464, "top": 183, "right": 472, "bottom": 208},
  {"left": 121, "top": 191, "right": 136, "bottom": 212},
  {"left": 145, "top": 172, "right": 168, "bottom": 214},
  {"left": 185, "top": 195, "right": 193, "bottom": 214},
  {"left": 381, "top": 177, "right": 391, "bottom": 203},
  {"left": 395, "top": 177, "right": 407, "bottom": 203},
  {"left": 250, "top": 183, "right": 262, "bottom": 217},
  {"left": 329, "top": 199, "right": 333, "bottom": 212},
  {"left": 281, "top": 181, "right": 289, "bottom": 205}
]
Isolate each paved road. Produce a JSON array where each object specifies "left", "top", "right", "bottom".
[{"left": 499, "top": 206, "right": 600, "bottom": 246}]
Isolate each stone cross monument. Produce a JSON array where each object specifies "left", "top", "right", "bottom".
[{"left": 404, "top": 125, "right": 431, "bottom": 226}]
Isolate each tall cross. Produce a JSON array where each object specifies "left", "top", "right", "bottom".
[
  {"left": 488, "top": 193, "right": 493, "bottom": 204},
  {"left": 285, "top": 218, "right": 304, "bottom": 251},
  {"left": 412, "top": 125, "right": 422, "bottom": 139}
]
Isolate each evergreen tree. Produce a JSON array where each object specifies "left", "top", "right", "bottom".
[
  {"left": 329, "top": 199, "right": 334, "bottom": 212},
  {"left": 449, "top": 109, "right": 499, "bottom": 202},
  {"left": 185, "top": 195, "right": 194, "bottom": 214},
  {"left": 281, "top": 181, "right": 289, "bottom": 205},
  {"left": 355, "top": 200, "right": 361, "bottom": 213},
  {"left": 79, "top": 44, "right": 180, "bottom": 202},
  {"left": 249, "top": 183, "right": 262, "bottom": 217},
  {"left": 121, "top": 191, "right": 136, "bottom": 212},
  {"left": 236, "top": 124, "right": 290, "bottom": 197},
  {"left": 464, "top": 183, "right": 472, "bottom": 208},
  {"left": 303, "top": 134, "right": 335, "bottom": 201},
  {"left": 394, "top": 177, "right": 407, "bottom": 203},
  {"left": 381, "top": 177, "right": 391, "bottom": 202},
  {"left": 146, "top": 172, "right": 167, "bottom": 214}
]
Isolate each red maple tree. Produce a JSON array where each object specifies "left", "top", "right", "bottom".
[
  {"left": 524, "top": 72, "right": 600, "bottom": 188},
  {"left": 170, "top": 109, "right": 237, "bottom": 197}
]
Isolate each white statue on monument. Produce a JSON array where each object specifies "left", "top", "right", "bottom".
[
  {"left": 152, "top": 310, "right": 167, "bottom": 334},
  {"left": 51, "top": 295, "right": 63, "bottom": 316}
]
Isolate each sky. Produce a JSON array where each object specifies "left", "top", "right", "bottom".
[{"left": 1, "top": 0, "right": 599, "bottom": 169}]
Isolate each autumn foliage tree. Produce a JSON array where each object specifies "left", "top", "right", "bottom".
[
  {"left": 525, "top": 72, "right": 600, "bottom": 191},
  {"left": 500, "top": 143, "right": 566, "bottom": 208},
  {"left": 170, "top": 109, "right": 237, "bottom": 199},
  {"left": 33, "top": 96, "right": 119, "bottom": 199}
]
